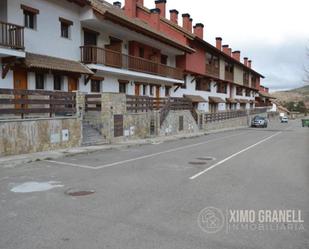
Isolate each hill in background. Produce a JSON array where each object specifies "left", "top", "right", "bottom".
[{"left": 272, "top": 85, "right": 309, "bottom": 107}]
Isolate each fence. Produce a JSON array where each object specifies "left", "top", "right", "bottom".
[
  {"left": 0, "top": 21, "right": 24, "bottom": 50},
  {"left": 85, "top": 94, "right": 101, "bottom": 112},
  {"left": 0, "top": 88, "right": 76, "bottom": 119},
  {"left": 204, "top": 110, "right": 247, "bottom": 123}
]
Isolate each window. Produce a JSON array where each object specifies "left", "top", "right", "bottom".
[
  {"left": 139, "top": 47, "right": 145, "bottom": 58},
  {"left": 91, "top": 80, "right": 101, "bottom": 93},
  {"left": 24, "top": 10, "right": 36, "bottom": 29},
  {"left": 119, "top": 82, "right": 127, "bottom": 93},
  {"left": 149, "top": 85, "right": 154, "bottom": 96},
  {"left": 142, "top": 85, "right": 147, "bottom": 95},
  {"left": 245, "top": 89, "right": 251, "bottom": 97},
  {"left": 21, "top": 5, "right": 39, "bottom": 29},
  {"left": 165, "top": 86, "right": 171, "bottom": 96},
  {"left": 59, "top": 18, "right": 73, "bottom": 39},
  {"left": 251, "top": 76, "right": 257, "bottom": 88},
  {"left": 35, "top": 73, "right": 44, "bottom": 89},
  {"left": 54, "top": 75, "right": 62, "bottom": 90},
  {"left": 206, "top": 53, "right": 219, "bottom": 68},
  {"left": 243, "top": 71, "right": 249, "bottom": 85},
  {"left": 196, "top": 78, "right": 211, "bottom": 91},
  {"left": 236, "top": 86, "right": 243, "bottom": 96},
  {"left": 83, "top": 29, "right": 98, "bottom": 46},
  {"left": 216, "top": 82, "right": 227, "bottom": 94},
  {"left": 225, "top": 62, "right": 234, "bottom": 73},
  {"left": 161, "top": 55, "right": 168, "bottom": 65}
]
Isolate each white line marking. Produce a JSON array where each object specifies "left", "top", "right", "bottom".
[
  {"left": 45, "top": 131, "right": 248, "bottom": 170},
  {"left": 189, "top": 131, "right": 282, "bottom": 180},
  {"left": 45, "top": 160, "right": 95, "bottom": 169}
]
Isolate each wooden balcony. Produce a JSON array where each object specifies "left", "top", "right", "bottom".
[
  {"left": 225, "top": 71, "right": 234, "bottom": 81},
  {"left": 80, "top": 46, "right": 183, "bottom": 80},
  {"left": 0, "top": 21, "right": 24, "bottom": 50},
  {"left": 205, "top": 64, "right": 220, "bottom": 77}
]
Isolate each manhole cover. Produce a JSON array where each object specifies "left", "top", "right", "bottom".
[
  {"left": 196, "top": 157, "right": 215, "bottom": 161},
  {"left": 65, "top": 189, "right": 95, "bottom": 197},
  {"left": 188, "top": 162, "right": 207, "bottom": 165}
]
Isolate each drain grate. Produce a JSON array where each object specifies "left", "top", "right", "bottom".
[
  {"left": 196, "top": 157, "right": 215, "bottom": 161},
  {"left": 188, "top": 161, "right": 207, "bottom": 165},
  {"left": 65, "top": 189, "right": 95, "bottom": 197}
]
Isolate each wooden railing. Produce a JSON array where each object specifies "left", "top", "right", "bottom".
[
  {"left": 85, "top": 94, "right": 101, "bottom": 112},
  {"left": 0, "top": 88, "right": 76, "bottom": 119},
  {"left": 80, "top": 46, "right": 183, "bottom": 80},
  {"left": 225, "top": 71, "right": 234, "bottom": 81},
  {"left": 206, "top": 64, "right": 220, "bottom": 77},
  {"left": 0, "top": 21, "right": 24, "bottom": 50},
  {"left": 204, "top": 110, "right": 247, "bottom": 123}
]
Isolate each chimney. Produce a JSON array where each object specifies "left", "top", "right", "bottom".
[
  {"left": 155, "top": 0, "right": 166, "bottom": 18},
  {"left": 193, "top": 23, "right": 204, "bottom": 39},
  {"left": 222, "top": 45, "right": 229, "bottom": 55},
  {"left": 169, "top": 9, "right": 179, "bottom": 24},
  {"left": 125, "top": 0, "right": 137, "bottom": 17},
  {"left": 188, "top": 18, "right": 193, "bottom": 33},
  {"left": 136, "top": 0, "right": 144, "bottom": 5},
  {"left": 228, "top": 48, "right": 232, "bottom": 57},
  {"left": 216, "top": 37, "right": 222, "bottom": 50},
  {"left": 244, "top": 57, "right": 248, "bottom": 67},
  {"left": 113, "top": 1, "right": 121, "bottom": 8},
  {"left": 232, "top": 51, "right": 240, "bottom": 61},
  {"left": 248, "top": 60, "right": 252, "bottom": 68},
  {"left": 182, "top": 13, "right": 190, "bottom": 31},
  {"left": 149, "top": 8, "right": 161, "bottom": 30}
]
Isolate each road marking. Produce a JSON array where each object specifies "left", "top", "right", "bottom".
[
  {"left": 189, "top": 131, "right": 282, "bottom": 180},
  {"left": 45, "top": 131, "right": 248, "bottom": 170},
  {"left": 45, "top": 160, "right": 95, "bottom": 169}
]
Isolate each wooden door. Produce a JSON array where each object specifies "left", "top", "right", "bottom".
[
  {"left": 105, "top": 38, "right": 122, "bottom": 67},
  {"left": 68, "top": 77, "right": 78, "bottom": 92},
  {"left": 135, "top": 84, "right": 140, "bottom": 96},
  {"left": 13, "top": 69, "right": 27, "bottom": 109}
]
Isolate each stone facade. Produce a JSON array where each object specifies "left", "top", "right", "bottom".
[
  {"left": 160, "top": 110, "right": 199, "bottom": 136},
  {"left": 0, "top": 117, "right": 81, "bottom": 156}
]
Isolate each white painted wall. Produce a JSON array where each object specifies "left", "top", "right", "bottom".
[
  {"left": 7, "top": 0, "right": 82, "bottom": 60},
  {"left": 0, "top": 0, "right": 7, "bottom": 21}
]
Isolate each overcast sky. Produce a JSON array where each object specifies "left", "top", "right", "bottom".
[{"left": 116, "top": 0, "right": 309, "bottom": 92}]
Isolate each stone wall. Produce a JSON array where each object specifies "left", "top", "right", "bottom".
[
  {"left": 0, "top": 117, "right": 81, "bottom": 157},
  {"left": 160, "top": 110, "right": 199, "bottom": 136}
]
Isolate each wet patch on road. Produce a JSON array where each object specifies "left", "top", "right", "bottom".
[{"left": 10, "top": 181, "right": 63, "bottom": 193}]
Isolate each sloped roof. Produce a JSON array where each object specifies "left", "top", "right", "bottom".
[
  {"left": 226, "top": 98, "right": 237, "bottom": 103},
  {"left": 209, "top": 97, "right": 225, "bottom": 103},
  {"left": 184, "top": 94, "right": 207, "bottom": 102},
  {"left": 259, "top": 91, "right": 276, "bottom": 99},
  {"left": 88, "top": 0, "right": 194, "bottom": 53},
  {"left": 24, "top": 53, "right": 94, "bottom": 75}
]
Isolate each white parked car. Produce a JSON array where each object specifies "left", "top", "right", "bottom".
[{"left": 281, "top": 116, "right": 288, "bottom": 123}]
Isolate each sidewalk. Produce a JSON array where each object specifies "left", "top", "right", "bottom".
[
  {"left": 0, "top": 126, "right": 248, "bottom": 169},
  {"left": 0, "top": 131, "right": 208, "bottom": 169}
]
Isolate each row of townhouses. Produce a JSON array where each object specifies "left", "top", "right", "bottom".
[{"left": 0, "top": 0, "right": 269, "bottom": 113}]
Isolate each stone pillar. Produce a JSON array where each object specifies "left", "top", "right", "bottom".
[
  {"left": 75, "top": 91, "right": 85, "bottom": 119},
  {"left": 101, "top": 93, "right": 126, "bottom": 143}
]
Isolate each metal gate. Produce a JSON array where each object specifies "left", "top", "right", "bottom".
[{"left": 114, "top": 114, "right": 123, "bottom": 137}]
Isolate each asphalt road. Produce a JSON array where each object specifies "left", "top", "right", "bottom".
[{"left": 0, "top": 119, "right": 308, "bottom": 249}]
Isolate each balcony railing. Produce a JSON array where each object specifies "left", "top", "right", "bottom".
[
  {"left": 80, "top": 46, "right": 184, "bottom": 80},
  {"left": 225, "top": 71, "right": 234, "bottom": 81},
  {"left": 0, "top": 21, "right": 24, "bottom": 50},
  {"left": 205, "top": 64, "right": 220, "bottom": 77}
]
